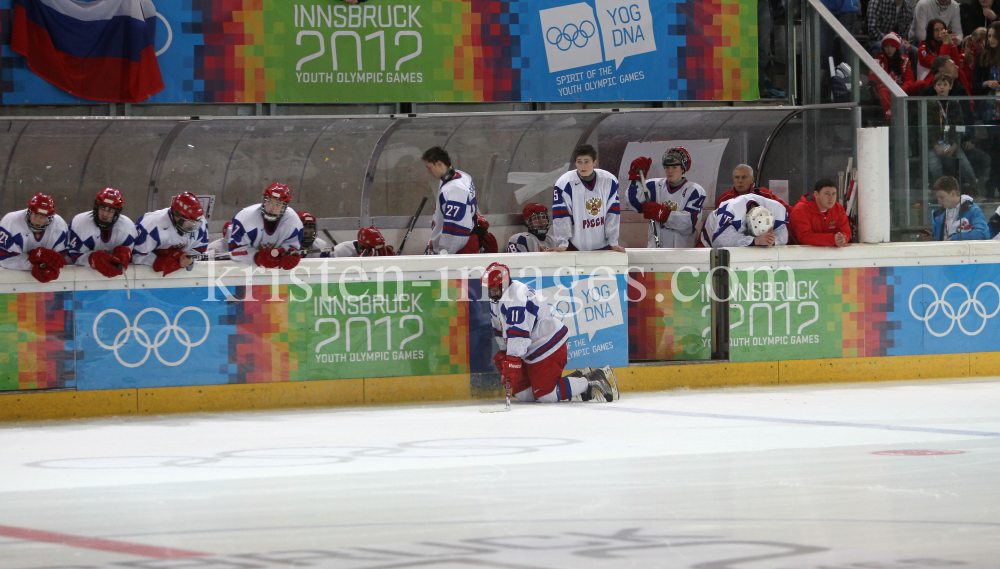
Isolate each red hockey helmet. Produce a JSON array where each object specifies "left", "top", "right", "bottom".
[
  {"left": 262, "top": 183, "right": 292, "bottom": 222},
  {"left": 521, "top": 203, "right": 550, "bottom": 237},
  {"left": 170, "top": 192, "right": 204, "bottom": 234},
  {"left": 483, "top": 262, "right": 511, "bottom": 303},
  {"left": 94, "top": 187, "right": 123, "bottom": 230},
  {"left": 297, "top": 210, "right": 317, "bottom": 248},
  {"left": 357, "top": 226, "right": 386, "bottom": 256},
  {"left": 27, "top": 193, "right": 56, "bottom": 232},
  {"left": 662, "top": 146, "right": 692, "bottom": 173}
]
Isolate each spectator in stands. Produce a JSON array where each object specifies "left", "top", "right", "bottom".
[
  {"left": 960, "top": 0, "right": 997, "bottom": 37},
  {"left": 958, "top": 27, "right": 987, "bottom": 88},
  {"left": 868, "top": 0, "right": 916, "bottom": 57},
  {"left": 869, "top": 32, "right": 917, "bottom": 120},
  {"left": 820, "top": 0, "right": 860, "bottom": 75},
  {"left": 911, "top": 0, "right": 964, "bottom": 44},
  {"left": 973, "top": 21, "right": 1000, "bottom": 196},
  {"left": 917, "top": 18, "right": 962, "bottom": 80},
  {"left": 789, "top": 178, "right": 852, "bottom": 247},
  {"left": 926, "top": 73, "right": 981, "bottom": 192},
  {"left": 714, "top": 164, "right": 792, "bottom": 212},
  {"left": 923, "top": 175, "right": 988, "bottom": 240}
]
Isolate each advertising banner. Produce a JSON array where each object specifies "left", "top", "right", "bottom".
[
  {"left": 0, "top": 0, "right": 760, "bottom": 104},
  {"left": 0, "top": 291, "right": 75, "bottom": 391}
]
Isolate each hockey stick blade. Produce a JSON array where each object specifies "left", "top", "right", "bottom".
[{"left": 479, "top": 404, "right": 511, "bottom": 413}]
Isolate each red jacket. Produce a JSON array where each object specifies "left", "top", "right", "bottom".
[
  {"left": 715, "top": 186, "right": 792, "bottom": 211},
  {"left": 789, "top": 194, "right": 852, "bottom": 246}
]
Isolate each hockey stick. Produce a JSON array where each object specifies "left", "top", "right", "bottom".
[
  {"left": 322, "top": 229, "right": 338, "bottom": 247},
  {"left": 480, "top": 378, "right": 512, "bottom": 413},
  {"left": 640, "top": 169, "right": 660, "bottom": 248},
  {"left": 398, "top": 196, "right": 428, "bottom": 254}
]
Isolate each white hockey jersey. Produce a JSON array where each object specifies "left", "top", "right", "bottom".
[
  {"left": 228, "top": 205, "right": 303, "bottom": 265},
  {"left": 701, "top": 194, "right": 789, "bottom": 248},
  {"left": 332, "top": 240, "right": 358, "bottom": 258},
  {"left": 552, "top": 169, "right": 621, "bottom": 250},
  {"left": 427, "top": 170, "right": 477, "bottom": 255},
  {"left": 625, "top": 178, "right": 707, "bottom": 248},
  {"left": 491, "top": 280, "right": 569, "bottom": 364},
  {"left": 302, "top": 237, "right": 332, "bottom": 258},
  {"left": 0, "top": 209, "right": 69, "bottom": 270},
  {"left": 132, "top": 208, "right": 209, "bottom": 266},
  {"left": 506, "top": 232, "right": 558, "bottom": 253},
  {"left": 66, "top": 212, "right": 137, "bottom": 266}
]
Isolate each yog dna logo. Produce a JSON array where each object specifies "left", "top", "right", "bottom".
[{"left": 539, "top": 1, "right": 657, "bottom": 73}]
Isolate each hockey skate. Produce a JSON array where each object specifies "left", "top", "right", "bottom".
[{"left": 580, "top": 366, "right": 619, "bottom": 402}]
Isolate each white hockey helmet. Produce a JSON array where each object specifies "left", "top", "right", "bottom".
[{"left": 746, "top": 203, "right": 775, "bottom": 236}]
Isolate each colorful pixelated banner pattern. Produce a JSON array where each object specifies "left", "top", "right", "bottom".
[
  {"left": 0, "top": 292, "right": 75, "bottom": 391},
  {"left": 0, "top": 0, "right": 759, "bottom": 104}
]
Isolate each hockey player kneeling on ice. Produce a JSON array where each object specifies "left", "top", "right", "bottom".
[
  {"left": 700, "top": 193, "right": 790, "bottom": 248},
  {"left": 507, "top": 203, "right": 557, "bottom": 253},
  {"left": 625, "top": 147, "right": 707, "bottom": 248},
  {"left": 229, "top": 183, "right": 304, "bottom": 270},
  {"left": 551, "top": 144, "right": 626, "bottom": 252},
  {"left": 484, "top": 262, "right": 618, "bottom": 403},
  {"left": 422, "top": 146, "right": 481, "bottom": 255},
  {"left": 67, "top": 188, "right": 136, "bottom": 278},
  {"left": 0, "top": 193, "right": 69, "bottom": 283},
  {"left": 333, "top": 226, "right": 395, "bottom": 257},
  {"left": 133, "top": 192, "right": 209, "bottom": 276},
  {"left": 297, "top": 211, "right": 332, "bottom": 258}
]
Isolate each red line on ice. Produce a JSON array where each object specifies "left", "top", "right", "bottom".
[{"left": 0, "top": 524, "right": 209, "bottom": 558}]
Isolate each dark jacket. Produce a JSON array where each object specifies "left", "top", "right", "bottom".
[
  {"left": 917, "top": 82, "right": 976, "bottom": 140},
  {"left": 960, "top": 2, "right": 997, "bottom": 37}
]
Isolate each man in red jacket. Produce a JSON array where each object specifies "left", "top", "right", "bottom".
[
  {"left": 789, "top": 178, "right": 852, "bottom": 247},
  {"left": 714, "top": 164, "right": 792, "bottom": 211}
]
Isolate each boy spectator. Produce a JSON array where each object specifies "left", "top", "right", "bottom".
[
  {"left": 422, "top": 146, "right": 481, "bottom": 255},
  {"left": 789, "top": 178, "right": 852, "bottom": 246},
  {"left": 551, "top": 145, "right": 625, "bottom": 252},
  {"left": 924, "top": 175, "right": 989, "bottom": 240},
  {"left": 925, "top": 73, "right": 982, "bottom": 191},
  {"left": 714, "top": 164, "right": 792, "bottom": 211}
]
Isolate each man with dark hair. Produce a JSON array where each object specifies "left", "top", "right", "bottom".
[
  {"left": 551, "top": 145, "right": 625, "bottom": 252},
  {"left": 924, "top": 175, "right": 988, "bottom": 240},
  {"left": 423, "top": 146, "right": 481, "bottom": 255},
  {"left": 789, "top": 178, "right": 852, "bottom": 247}
]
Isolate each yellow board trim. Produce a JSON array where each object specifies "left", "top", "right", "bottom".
[{"left": 1, "top": 352, "right": 995, "bottom": 422}]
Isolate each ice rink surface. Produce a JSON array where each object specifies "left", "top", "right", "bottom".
[{"left": 1, "top": 379, "right": 998, "bottom": 569}]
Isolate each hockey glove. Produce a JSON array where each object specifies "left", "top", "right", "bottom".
[
  {"left": 480, "top": 232, "right": 499, "bottom": 254},
  {"left": 278, "top": 251, "right": 300, "bottom": 270},
  {"left": 154, "top": 248, "right": 186, "bottom": 260},
  {"left": 628, "top": 157, "right": 652, "bottom": 181},
  {"left": 501, "top": 355, "right": 523, "bottom": 386},
  {"left": 254, "top": 248, "right": 282, "bottom": 269},
  {"left": 642, "top": 202, "right": 670, "bottom": 224},
  {"left": 111, "top": 246, "right": 132, "bottom": 270},
  {"left": 29, "top": 247, "right": 67, "bottom": 270},
  {"left": 153, "top": 255, "right": 182, "bottom": 276},
  {"left": 493, "top": 350, "right": 507, "bottom": 374},
  {"left": 30, "top": 263, "right": 58, "bottom": 283},
  {"left": 89, "top": 250, "right": 123, "bottom": 278}
]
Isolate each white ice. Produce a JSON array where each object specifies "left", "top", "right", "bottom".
[{"left": 0, "top": 378, "right": 998, "bottom": 569}]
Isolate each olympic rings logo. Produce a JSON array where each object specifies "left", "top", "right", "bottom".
[
  {"left": 93, "top": 307, "right": 210, "bottom": 367},
  {"left": 908, "top": 282, "right": 1000, "bottom": 337},
  {"left": 546, "top": 21, "right": 596, "bottom": 51}
]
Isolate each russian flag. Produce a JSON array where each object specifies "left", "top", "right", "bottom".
[{"left": 12, "top": 0, "right": 164, "bottom": 103}]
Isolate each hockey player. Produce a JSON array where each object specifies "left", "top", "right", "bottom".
[
  {"left": 507, "top": 203, "right": 558, "bottom": 253},
  {"left": 297, "top": 211, "right": 332, "bottom": 258},
  {"left": 714, "top": 164, "right": 792, "bottom": 212},
  {"left": 133, "top": 192, "right": 209, "bottom": 275},
  {"left": 484, "top": 262, "right": 618, "bottom": 403},
  {"left": 551, "top": 145, "right": 626, "bottom": 252},
  {"left": 0, "top": 193, "right": 68, "bottom": 283},
  {"left": 422, "top": 146, "right": 480, "bottom": 255},
  {"left": 67, "top": 188, "right": 136, "bottom": 278},
  {"left": 700, "top": 193, "right": 790, "bottom": 248},
  {"left": 332, "top": 226, "right": 395, "bottom": 257},
  {"left": 229, "top": 183, "right": 303, "bottom": 270},
  {"left": 625, "top": 148, "right": 707, "bottom": 248}
]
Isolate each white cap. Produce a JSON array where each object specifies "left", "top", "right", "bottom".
[{"left": 747, "top": 206, "right": 775, "bottom": 236}]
